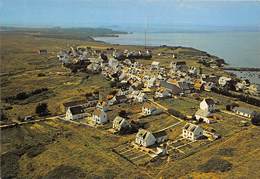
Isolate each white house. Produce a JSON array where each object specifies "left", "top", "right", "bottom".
[
  {"left": 142, "top": 103, "right": 159, "bottom": 116},
  {"left": 150, "top": 61, "right": 160, "bottom": 70},
  {"left": 144, "top": 77, "right": 156, "bottom": 88},
  {"left": 108, "top": 58, "right": 119, "bottom": 69},
  {"left": 66, "top": 105, "right": 87, "bottom": 120},
  {"left": 92, "top": 109, "right": 108, "bottom": 124},
  {"left": 130, "top": 91, "right": 148, "bottom": 103},
  {"left": 182, "top": 123, "right": 203, "bottom": 141},
  {"left": 195, "top": 98, "right": 216, "bottom": 123},
  {"left": 200, "top": 98, "right": 215, "bottom": 112},
  {"left": 135, "top": 129, "right": 168, "bottom": 147},
  {"left": 195, "top": 109, "right": 213, "bottom": 124},
  {"left": 218, "top": 76, "right": 231, "bottom": 87},
  {"left": 170, "top": 61, "right": 187, "bottom": 72},
  {"left": 135, "top": 129, "right": 156, "bottom": 147},
  {"left": 188, "top": 66, "right": 198, "bottom": 75},
  {"left": 204, "top": 82, "right": 215, "bottom": 92},
  {"left": 154, "top": 88, "right": 171, "bottom": 99},
  {"left": 113, "top": 116, "right": 131, "bottom": 132},
  {"left": 96, "top": 100, "right": 108, "bottom": 112}
]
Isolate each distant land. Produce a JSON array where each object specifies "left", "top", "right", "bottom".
[{"left": 0, "top": 26, "right": 127, "bottom": 41}]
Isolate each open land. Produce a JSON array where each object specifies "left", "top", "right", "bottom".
[{"left": 1, "top": 30, "right": 260, "bottom": 179}]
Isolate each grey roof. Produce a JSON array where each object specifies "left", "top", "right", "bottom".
[
  {"left": 178, "top": 82, "right": 193, "bottom": 90},
  {"left": 63, "top": 100, "right": 88, "bottom": 108},
  {"left": 233, "top": 107, "right": 256, "bottom": 115},
  {"left": 175, "top": 61, "right": 186, "bottom": 66},
  {"left": 183, "top": 123, "right": 200, "bottom": 132},
  {"left": 160, "top": 80, "right": 181, "bottom": 94},
  {"left": 69, "top": 105, "right": 85, "bottom": 115},
  {"left": 205, "top": 98, "right": 215, "bottom": 105}
]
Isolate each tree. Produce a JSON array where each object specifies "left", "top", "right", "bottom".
[
  {"left": 119, "top": 110, "right": 128, "bottom": 118},
  {"left": 0, "top": 110, "right": 7, "bottom": 121},
  {"left": 251, "top": 113, "right": 260, "bottom": 126},
  {"left": 35, "top": 103, "right": 48, "bottom": 116}
]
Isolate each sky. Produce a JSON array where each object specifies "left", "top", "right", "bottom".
[{"left": 1, "top": 0, "right": 260, "bottom": 30}]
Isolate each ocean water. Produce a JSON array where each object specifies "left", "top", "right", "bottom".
[{"left": 94, "top": 31, "right": 260, "bottom": 68}]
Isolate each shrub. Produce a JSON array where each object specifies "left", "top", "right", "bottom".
[
  {"left": 37, "top": 73, "right": 46, "bottom": 77},
  {"left": 217, "top": 148, "right": 235, "bottom": 157},
  {"left": 16, "top": 92, "right": 28, "bottom": 100},
  {"left": 0, "top": 151, "right": 20, "bottom": 179},
  {"left": 0, "top": 110, "right": 7, "bottom": 121},
  {"left": 35, "top": 103, "right": 48, "bottom": 116},
  {"left": 198, "top": 158, "right": 232, "bottom": 172},
  {"left": 26, "top": 145, "right": 46, "bottom": 158},
  {"left": 168, "top": 108, "right": 186, "bottom": 119},
  {"left": 251, "top": 113, "right": 260, "bottom": 126},
  {"left": 42, "top": 165, "right": 87, "bottom": 179}
]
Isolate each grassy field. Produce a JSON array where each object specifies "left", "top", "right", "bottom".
[{"left": 1, "top": 32, "right": 260, "bottom": 178}]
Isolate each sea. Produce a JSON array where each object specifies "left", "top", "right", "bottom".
[{"left": 94, "top": 31, "right": 260, "bottom": 84}]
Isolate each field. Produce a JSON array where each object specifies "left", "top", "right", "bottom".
[{"left": 1, "top": 32, "right": 260, "bottom": 178}]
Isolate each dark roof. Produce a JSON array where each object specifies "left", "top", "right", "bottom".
[
  {"left": 69, "top": 105, "right": 85, "bottom": 115},
  {"left": 205, "top": 98, "right": 215, "bottom": 105},
  {"left": 63, "top": 100, "right": 88, "bottom": 108},
  {"left": 204, "top": 76, "right": 218, "bottom": 83},
  {"left": 116, "top": 95, "right": 127, "bottom": 101},
  {"left": 175, "top": 61, "right": 186, "bottom": 66},
  {"left": 233, "top": 107, "right": 256, "bottom": 115},
  {"left": 153, "top": 130, "right": 167, "bottom": 138}
]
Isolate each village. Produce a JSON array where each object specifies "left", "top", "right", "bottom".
[
  {"left": 1, "top": 32, "right": 260, "bottom": 178},
  {"left": 48, "top": 45, "right": 260, "bottom": 165}
]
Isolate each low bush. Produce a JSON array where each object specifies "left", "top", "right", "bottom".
[
  {"left": 251, "top": 113, "right": 260, "bottom": 126},
  {"left": 26, "top": 145, "right": 46, "bottom": 158},
  {"left": 42, "top": 165, "right": 87, "bottom": 179},
  {"left": 198, "top": 158, "right": 232, "bottom": 172},
  {"left": 4, "top": 88, "right": 49, "bottom": 103},
  {"left": 0, "top": 151, "right": 20, "bottom": 179},
  {"left": 217, "top": 148, "right": 235, "bottom": 157}
]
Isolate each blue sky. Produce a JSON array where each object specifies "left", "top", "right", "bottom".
[{"left": 1, "top": 0, "right": 260, "bottom": 29}]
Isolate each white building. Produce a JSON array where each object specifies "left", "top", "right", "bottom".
[
  {"left": 142, "top": 103, "right": 159, "bottom": 116},
  {"left": 113, "top": 116, "right": 131, "bottom": 132},
  {"left": 195, "top": 98, "right": 216, "bottom": 123},
  {"left": 66, "top": 105, "right": 87, "bottom": 120},
  {"left": 135, "top": 129, "right": 156, "bottom": 147},
  {"left": 195, "top": 109, "right": 213, "bottom": 124},
  {"left": 135, "top": 129, "right": 168, "bottom": 147},
  {"left": 92, "top": 109, "right": 108, "bottom": 124},
  {"left": 150, "top": 61, "right": 160, "bottom": 70},
  {"left": 218, "top": 76, "right": 231, "bottom": 87},
  {"left": 182, "top": 123, "right": 203, "bottom": 141},
  {"left": 200, "top": 98, "right": 215, "bottom": 113}
]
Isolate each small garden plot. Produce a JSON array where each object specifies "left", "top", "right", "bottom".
[
  {"left": 168, "top": 138, "right": 187, "bottom": 148},
  {"left": 201, "top": 112, "right": 242, "bottom": 137},
  {"left": 113, "top": 143, "right": 153, "bottom": 166},
  {"left": 168, "top": 149, "right": 185, "bottom": 160},
  {"left": 177, "top": 144, "right": 193, "bottom": 154}
]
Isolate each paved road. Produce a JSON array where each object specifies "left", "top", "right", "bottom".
[{"left": 0, "top": 114, "right": 64, "bottom": 129}]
